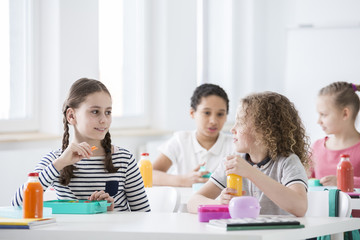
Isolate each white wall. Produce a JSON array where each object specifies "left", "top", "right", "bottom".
[
  {"left": 0, "top": 140, "right": 59, "bottom": 206},
  {"left": 236, "top": 0, "right": 360, "bottom": 142},
  {"left": 283, "top": 0, "right": 360, "bottom": 142},
  {"left": 2, "top": 0, "right": 360, "bottom": 206},
  {"left": 147, "top": 0, "right": 198, "bottom": 131},
  {"left": 38, "top": 0, "right": 100, "bottom": 135},
  {"left": 0, "top": 0, "right": 196, "bottom": 206}
]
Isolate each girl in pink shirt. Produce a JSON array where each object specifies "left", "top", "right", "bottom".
[{"left": 310, "top": 82, "right": 360, "bottom": 188}]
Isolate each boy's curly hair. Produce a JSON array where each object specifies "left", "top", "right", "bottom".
[{"left": 239, "top": 91, "right": 311, "bottom": 169}]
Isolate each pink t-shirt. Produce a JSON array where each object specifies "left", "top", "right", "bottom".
[{"left": 310, "top": 136, "right": 360, "bottom": 188}]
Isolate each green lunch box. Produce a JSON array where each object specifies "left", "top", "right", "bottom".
[{"left": 43, "top": 200, "right": 111, "bottom": 214}]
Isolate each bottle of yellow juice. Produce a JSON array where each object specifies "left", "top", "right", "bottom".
[
  {"left": 138, "top": 153, "right": 153, "bottom": 188},
  {"left": 227, "top": 174, "right": 242, "bottom": 196}
]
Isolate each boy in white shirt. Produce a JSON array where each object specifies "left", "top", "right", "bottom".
[{"left": 153, "top": 84, "right": 234, "bottom": 187}]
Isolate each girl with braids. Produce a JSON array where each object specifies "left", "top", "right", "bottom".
[
  {"left": 310, "top": 82, "right": 360, "bottom": 188},
  {"left": 188, "top": 92, "right": 310, "bottom": 217},
  {"left": 12, "top": 78, "right": 150, "bottom": 212}
]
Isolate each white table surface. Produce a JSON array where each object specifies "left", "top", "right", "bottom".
[
  {"left": 1, "top": 212, "right": 360, "bottom": 240},
  {"left": 176, "top": 186, "right": 360, "bottom": 213}
]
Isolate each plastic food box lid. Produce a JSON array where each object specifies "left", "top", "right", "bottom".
[
  {"left": 0, "top": 206, "right": 52, "bottom": 218},
  {"left": 198, "top": 205, "right": 229, "bottom": 212},
  {"left": 43, "top": 200, "right": 111, "bottom": 214}
]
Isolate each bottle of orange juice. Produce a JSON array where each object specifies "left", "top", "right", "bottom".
[
  {"left": 23, "top": 172, "right": 43, "bottom": 218},
  {"left": 227, "top": 174, "right": 242, "bottom": 196},
  {"left": 138, "top": 153, "right": 153, "bottom": 187}
]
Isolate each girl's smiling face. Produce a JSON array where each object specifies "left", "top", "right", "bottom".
[{"left": 69, "top": 91, "right": 112, "bottom": 142}]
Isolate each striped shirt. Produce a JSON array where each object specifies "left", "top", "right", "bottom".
[{"left": 12, "top": 146, "right": 150, "bottom": 212}]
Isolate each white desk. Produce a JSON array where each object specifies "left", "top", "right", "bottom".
[
  {"left": 46, "top": 186, "right": 360, "bottom": 213},
  {"left": 1, "top": 212, "right": 360, "bottom": 240},
  {"left": 176, "top": 187, "right": 360, "bottom": 215}
]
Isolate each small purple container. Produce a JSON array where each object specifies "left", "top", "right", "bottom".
[
  {"left": 198, "top": 205, "right": 231, "bottom": 222},
  {"left": 229, "top": 196, "right": 261, "bottom": 219}
]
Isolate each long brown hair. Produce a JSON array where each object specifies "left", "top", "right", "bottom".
[
  {"left": 59, "top": 78, "right": 117, "bottom": 186},
  {"left": 239, "top": 91, "right": 311, "bottom": 168},
  {"left": 319, "top": 81, "right": 360, "bottom": 120}
]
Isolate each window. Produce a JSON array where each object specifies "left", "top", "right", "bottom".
[
  {"left": 197, "top": 0, "right": 237, "bottom": 118},
  {"left": 0, "top": 0, "right": 10, "bottom": 119},
  {"left": 0, "top": 0, "right": 37, "bottom": 132},
  {"left": 0, "top": 0, "right": 148, "bottom": 134},
  {"left": 99, "top": 0, "right": 148, "bottom": 129}
]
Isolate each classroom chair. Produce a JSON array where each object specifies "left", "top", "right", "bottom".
[
  {"left": 306, "top": 190, "right": 352, "bottom": 217},
  {"left": 145, "top": 186, "right": 181, "bottom": 212},
  {"left": 306, "top": 190, "right": 353, "bottom": 240}
]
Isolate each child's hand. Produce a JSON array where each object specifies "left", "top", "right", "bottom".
[
  {"left": 180, "top": 164, "right": 210, "bottom": 187},
  {"left": 219, "top": 188, "right": 237, "bottom": 205},
  {"left": 320, "top": 175, "right": 337, "bottom": 186},
  {"left": 198, "top": 163, "right": 211, "bottom": 178},
  {"left": 53, "top": 142, "right": 93, "bottom": 171},
  {"left": 88, "top": 190, "right": 115, "bottom": 211},
  {"left": 224, "top": 154, "right": 251, "bottom": 178}
]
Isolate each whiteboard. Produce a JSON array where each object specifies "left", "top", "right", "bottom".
[{"left": 285, "top": 27, "right": 360, "bottom": 142}]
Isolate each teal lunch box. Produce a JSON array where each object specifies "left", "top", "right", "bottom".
[{"left": 43, "top": 200, "right": 111, "bottom": 214}]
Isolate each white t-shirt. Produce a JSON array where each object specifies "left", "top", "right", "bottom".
[{"left": 158, "top": 130, "right": 235, "bottom": 175}]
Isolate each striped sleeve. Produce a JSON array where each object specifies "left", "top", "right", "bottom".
[
  {"left": 124, "top": 155, "right": 150, "bottom": 212},
  {"left": 11, "top": 150, "right": 61, "bottom": 206}
]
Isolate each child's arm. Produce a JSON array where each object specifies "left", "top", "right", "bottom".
[
  {"left": 153, "top": 153, "right": 209, "bottom": 187},
  {"left": 226, "top": 155, "right": 307, "bottom": 217},
  {"left": 187, "top": 180, "right": 238, "bottom": 213},
  {"left": 125, "top": 156, "right": 151, "bottom": 212},
  {"left": 53, "top": 142, "right": 93, "bottom": 171},
  {"left": 187, "top": 181, "right": 222, "bottom": 213},
  {"left": 247, "top": 169, "right": 307, "bottom": 217},
  {"left": 88, "top": 190, "right": 114, "bottom": 211},
  {"left": 320, "top": 175, "right": 337, "bottom": 186}
]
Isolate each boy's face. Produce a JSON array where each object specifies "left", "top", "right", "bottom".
[
  {"left": 190, "top": 95, "right": 227, "bottom": 140},
  {"left": 230, "top": 105, "right": 256, "bottom": 153},
  {"left": 70, "top": 91, "right": 112, "bottom": 143},
  {"left": 316, "top": 95, "right": 345, "bottom": 135}
]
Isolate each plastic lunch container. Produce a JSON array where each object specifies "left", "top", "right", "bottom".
[
  {"left": 198, "top": 204, "right": 231, "bottom": 222},
  {"left": 43, "top": 200, "right": 111, "bottom": 214}
]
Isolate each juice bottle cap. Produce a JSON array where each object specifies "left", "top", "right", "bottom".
[
  {"left": 141, "top": 153, "right": 149, "bottom": 156},
  {"left": 340, "top": 154, "right": 350, "bottom": 158},
  {"left": 28, "top": 172, "right": 39, "bottom": 177}
]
